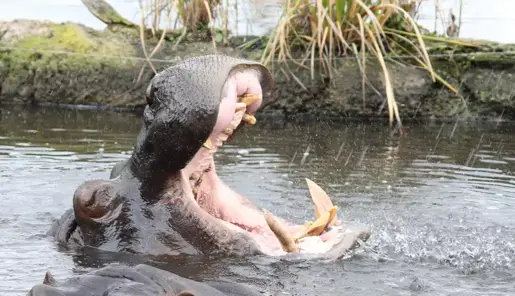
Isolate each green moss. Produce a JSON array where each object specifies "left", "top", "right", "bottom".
[
  {"left": 2, "top": 22, "right": 140, "bottom": 105},
  {"left": 14, "top": 23, "right": 134, "bottom": 56}
]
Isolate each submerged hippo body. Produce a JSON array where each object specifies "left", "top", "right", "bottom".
[
  {"left": 49, "top": 55, "right": 370, "bottom": 259},
  {"left": 27, "top": 263, "right": 262, "bottom": 296}
]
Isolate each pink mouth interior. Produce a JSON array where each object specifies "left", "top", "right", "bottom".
[{"left": 181, "top": 72, "right": 289, "bottom": 254}]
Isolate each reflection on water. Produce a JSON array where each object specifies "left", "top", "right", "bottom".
[{"left": 1, "top": 106, "right": 515, "bottom": 295}]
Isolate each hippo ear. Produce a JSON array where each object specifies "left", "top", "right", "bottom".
[
  {"left": 142, "top": 105, "right": 154, "bottom": 127},
  {"left": 145, "top": 82, "right": 156, "bottom": 107},
  {"left": 43, "top": 271, "right": 58, "bottom": 286},
  {"left": 176, "top": 291, "right": 196, "bottom": 296}
]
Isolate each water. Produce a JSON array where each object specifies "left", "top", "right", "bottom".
[
  {"left": 1, "top": 106, "right": 515, "bottom": 295},
  {"left": 1, "top": 0, "right": 515, "bottom": 43}
]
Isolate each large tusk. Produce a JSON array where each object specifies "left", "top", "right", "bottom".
[
  {"left": 306, "top": 206, "right": 337, "bottom": 236},
  {"left": 293, "top": 221, "right": 313, "bottom": 242},
  {"left": 263, "top": 209, "right": 299, "bottom": 253},
  {"left": 294, "top": 206, "right": 338, "bottom": 240},
  {"left": 306, "top": 178, "right": 338, "bottom": 226}
]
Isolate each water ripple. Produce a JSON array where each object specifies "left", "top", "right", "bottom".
[{"left": 2, "top": 109, "right": 515, "bottom": 295}]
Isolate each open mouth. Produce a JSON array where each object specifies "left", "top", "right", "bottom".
[
  {"left": 175, "top": 72, "right": 369, "bottom": 257},
  {"left": 180, "top": 91, "right": 289, "bottom": 255},
  {"left": 179, "top": 91, "right": 345, "bottom": 256}
]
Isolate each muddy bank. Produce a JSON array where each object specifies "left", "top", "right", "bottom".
[{"left": 1, "top": 19, "right": 515, "bottom": 120}]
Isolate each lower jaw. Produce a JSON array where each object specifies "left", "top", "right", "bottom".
[
  {"left": 189, "top": 166, "right": 286, "bottom": 255},
  {"left": 184, "top": 156, "right": 354, "bottom": 257}
]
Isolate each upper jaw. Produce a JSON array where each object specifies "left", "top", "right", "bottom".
[
  {"left": 181, "top": 93, "right": 262, "bottom": 197},
  {"left": 199, "top": 93, "right": 262, "bottom": 159}
]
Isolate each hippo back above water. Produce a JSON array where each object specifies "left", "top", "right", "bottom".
[{"left": 27, "top": 263, "right": 262, "bottom": 296}]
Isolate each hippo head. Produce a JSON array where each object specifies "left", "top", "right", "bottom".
[
  {"left": 130, "top": 55, "right": 273, "bottom": 196},
  {"left": 60, "top": 55, "right": 369, "bottom": 259}
]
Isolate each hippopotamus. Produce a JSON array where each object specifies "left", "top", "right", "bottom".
[
  {"left": 48, "top": 55, "right": 370, "bottom": 259},
  {"left": 27, "top": 263, "right": 262, "bottom": 296}
]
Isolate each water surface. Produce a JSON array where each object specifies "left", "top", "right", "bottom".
[{"left": 1, "top": 106, "right": 515, "bottom": 295}]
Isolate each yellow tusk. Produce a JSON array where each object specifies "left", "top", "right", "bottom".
[
  {"left": 243, "top": 113, "right": 257, "bottom": 125},
  {"left": 263, "top": 209, "right": 299, "bottom": 253},
  {"left": 305, "top": 178, "right": 338, "bottom": 226},
  {"left": 239, "top": 93, "right": 261, "bottom": 106},
  {"left": 293, "top": 221, "right": 314, "bottom": 242},
  {"left": 306, "top": 206, "right": 337, "bottom": 236},
  {"left": 203, "top": 139, "right": 213, "bottom": 150},
  {"left": 293, "top": 206, "right": 338, "bottom": 240}
]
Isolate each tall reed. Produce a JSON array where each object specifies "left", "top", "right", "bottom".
[{"left": 260, "top": 0, "right": 440, "bottom": 127}]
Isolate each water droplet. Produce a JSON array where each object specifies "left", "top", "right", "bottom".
[{"left": 238, "top": 149, "right": 249, "bottom": 155}]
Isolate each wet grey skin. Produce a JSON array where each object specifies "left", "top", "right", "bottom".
[
  {"left": 27, "top": 263, "right": 262, "bottom": 296},
  {"left": 48, "top": 54, "right": 370, "bottom": 259},
  {"left": 48, "top": 55, "right": 275, "bottom": 257}
]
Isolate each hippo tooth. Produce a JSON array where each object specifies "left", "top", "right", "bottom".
[
  {"left": 306, "top": 206, "right": 338, "bottom": 236},
  {"left": 263, "top": 209, "right": 300, "bottom": 253},
  {"left": 306, "top": 178, "right": 338, "bottom": 226},
  {"left": 239, "top": 93, "right": 261, "bottom": 105},
  {"left": 293, "top": 221, "right": 313, "bottom": 242},
  {"left": 242, "top": 113, "right": 257, "bottom": 125},
  {"left": 294, "top": 206, "right": 338, "bottom": 241},
  {"left": 203, "top": 138, "right": 213, "bottom": 150},
  {"left": 223, "top": 127, "right": 233, "bottom": 136},
  {"left": 238, "top": 93, "right": 259, "bottom": 125}
]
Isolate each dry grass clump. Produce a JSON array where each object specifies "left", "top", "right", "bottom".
[
  {"left": 138, "top": 0, "right": 221, "bottom": 34},
  {"left": 136, "top": 0, "right": 228, "bottom": 79},
  {"left": 136, "top": 0, "right": 470, "bottom": 126},
  {"left": 260, "top": 0, "right": 442, "bottom": 127}
]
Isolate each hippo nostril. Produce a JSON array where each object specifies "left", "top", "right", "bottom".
[
  {"left": 146, "top": 82, "right": 158, "bottom": 107},
  {"left": 83, "top": 190, "right": 96, "bottom": 207}
]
